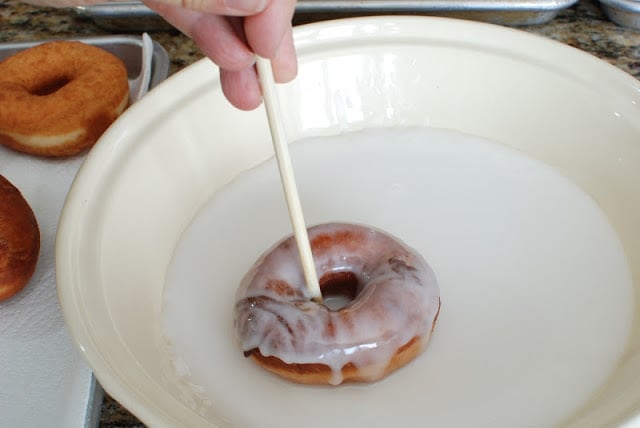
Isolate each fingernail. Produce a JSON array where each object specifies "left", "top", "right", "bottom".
[{"left": 226, "top": 0, "right": 268, "bottom": 13}]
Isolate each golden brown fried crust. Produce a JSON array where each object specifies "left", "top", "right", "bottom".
[
  {"left": 248, "top": 298, "right": 441, "bottom": 385},
  {"left": 0, "top": 41, "right": 129, "bottom": 157},
  {"left": 0, "top": 175, "right": 40, "bottom": 301},
  {"left": 248, "top": 335, "right": 430, "bottom": 385}
]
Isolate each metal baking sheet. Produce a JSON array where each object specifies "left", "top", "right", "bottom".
[
  {"left": 0, "top": 35, "right": 168, "bottom": 428},
  {"left": 599, "top": 0, "right": 640, "bottom": 30},
  {"left": 75, "top": 0, "right": 579, "bottom": 31}
]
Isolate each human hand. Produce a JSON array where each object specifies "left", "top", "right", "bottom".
[{"left": 144, "top": 0, "right": 298, "bottom": 110}]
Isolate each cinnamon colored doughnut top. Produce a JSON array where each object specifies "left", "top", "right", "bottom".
[{"left": 0, "top": 41, "right": 129, "bottom": 157}]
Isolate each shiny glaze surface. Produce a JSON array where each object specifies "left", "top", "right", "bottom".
[{"left": 235, "top": 223, "right": 440, "bottom": 385}]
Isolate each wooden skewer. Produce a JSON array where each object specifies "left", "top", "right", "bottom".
[{"left": 255, "top": 56, "right": 323, "bottom": 303}]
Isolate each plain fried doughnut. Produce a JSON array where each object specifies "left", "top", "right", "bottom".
[
  {"left": 234, "top": 223, "right": 441, "bottom": 385},
  {"left": 0, "top": 175, "right": 40, "bottom": 301},
  {"left": 0, "top": 41, "right": 129, "bottom": 157}
]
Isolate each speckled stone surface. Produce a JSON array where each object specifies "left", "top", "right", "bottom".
[{"left": 0, "top": 0, "right": 638, "bottom": 426}]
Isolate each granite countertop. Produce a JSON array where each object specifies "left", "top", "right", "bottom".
[{"left": 0, "top": 0, "right": 639, "bottom": 426}]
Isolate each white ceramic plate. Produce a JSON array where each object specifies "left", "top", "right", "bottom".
[{"left": 56, "top": 17, "right": 640, "bottom": 427}]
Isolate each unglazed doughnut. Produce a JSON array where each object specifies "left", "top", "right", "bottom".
[
  {"left": 234, "top": 223, "right": 441, "bottom": 385},
  {"left": 0, "top": 41, "right": 129, "bottom": 157},
  {"left": 0, "top": 175, "right": 40, "bottom": 301}
]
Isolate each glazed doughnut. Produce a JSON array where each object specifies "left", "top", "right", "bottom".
[
  {"left": 0, "top": 41, "right": 129, "bottom": 157},
  {"left": 0, "top": 175, "right": 40, "bottom": 301},
  {"left": 234, "top": 223, "right": 441, "bottom": 385}
]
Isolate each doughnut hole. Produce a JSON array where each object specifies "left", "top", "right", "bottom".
[
  {"left": 319, "top": 271, "right": 361, "bottom": 311},
  {"left": 31, "top": 75, "right": 71, "bottom": 96}
]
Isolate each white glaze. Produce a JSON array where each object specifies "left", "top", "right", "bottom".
[{"left": 234, "top": 223, "right": 440, "bottom": 385}]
